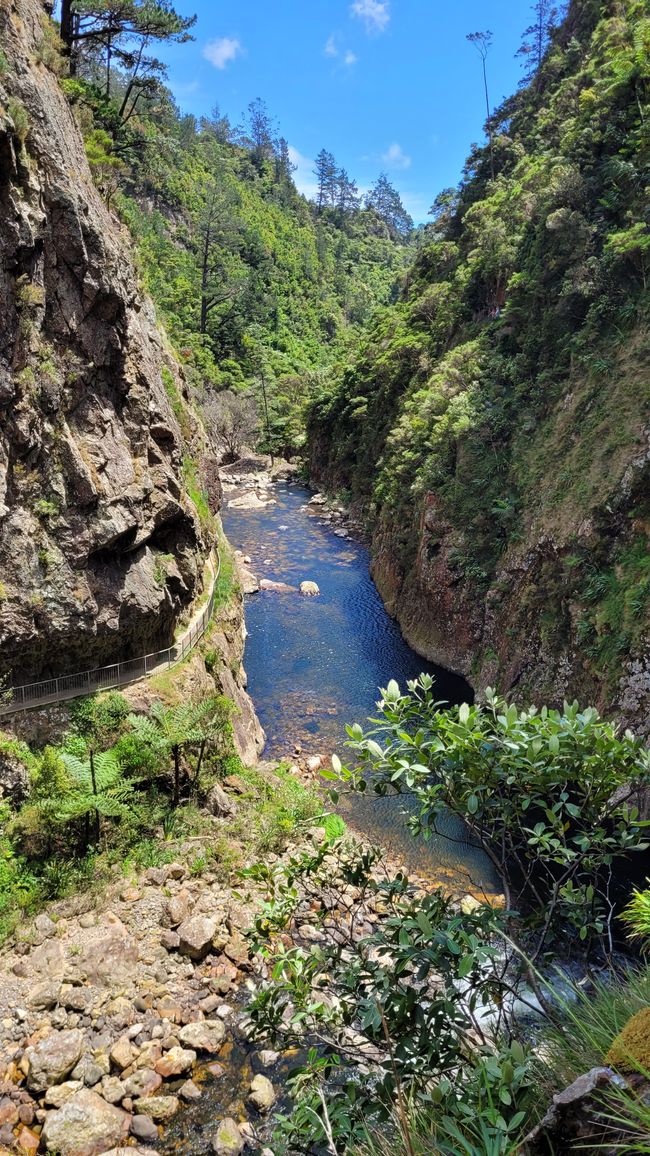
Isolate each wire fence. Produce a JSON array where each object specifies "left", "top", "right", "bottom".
[{"left": 0, "top": 549, "right": 221, "bottom": 718}]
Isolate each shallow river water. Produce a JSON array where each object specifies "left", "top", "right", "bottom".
[{"left": 222, "top": 480, "right": 496, "bottom": 894}]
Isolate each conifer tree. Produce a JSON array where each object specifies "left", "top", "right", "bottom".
[
  {"left": 365, "top": 173, "right": 413, "bottom": 237},
  {"left": 313, "top": 148, "right": 337, "bottom": 212}
]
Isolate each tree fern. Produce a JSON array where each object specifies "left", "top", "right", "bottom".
[
  {"left": 58, "top": 749, "right": 135, "bottom": 847},
  {"left": 127, "top": 698, "right": 224, "bottom": 805}
]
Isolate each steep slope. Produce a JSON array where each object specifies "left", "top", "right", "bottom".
[
  {"left": 0, "top": 0, "right": 217, "bottom": 685},
  {"left": 309, "top": 0, "right": 650, "bottom": 732}
]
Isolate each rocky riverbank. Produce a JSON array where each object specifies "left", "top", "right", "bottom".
[{"left": 0, "top": 766, "right": 441, "bottom": 1156}]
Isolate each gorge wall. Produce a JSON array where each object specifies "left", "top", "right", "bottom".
[
  {"left": 0, "top": 0, "right": 219, "bottom": 685},
  {"left": 309, "top": 0, "right": 650, "bottom": 734}
]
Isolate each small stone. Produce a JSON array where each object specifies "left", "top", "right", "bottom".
[
  {"left": 145, "top": 867, "right": 169, "bottom": 886},
  {"left": 123, "top": 1069, "right": 162, "bottom": 1099},
  {"left": 133, "top": 1095, "right": 180, "bottom": 1121},
  {"left": 178, "top": 1019, "right": 226, "bottom": 1053},
  {"left": 27, "top": 980, "right": 61, "bottom": 1010},
  {"left": 34, "top": 912, "right": 57, "bottom": 940},
  {"left": 120, "top": 887, "right": 141, "bottom": 902},
  {"left": 131, "top": 1114, "right": 159, "bottom": 1142},
  {"left": 160, "top": 930, "right": 180, "bottom": 951},
  {"left": 256, "top": 1049, "right": 280, "bottom": 1069},
  {"left": 101, "top": 1076, "right": 126, "bottom": 1104},
  {"left": 299, "top": 580, "right": 320, "bottom": 596},
  {"left": 15, "top": 1127, "right": 39, "bottom": 1154},
  {"left": 110, "top": 1037, "right": 135, "bottom": 1071},
  {"left": 79, "top": 913, "right": 95, "bottom": 929},
  {"left": 154, "top": 1046, "right": 196, "bottom": 1078},
  {"left": 180, "top": 1079, "right": 202, "bottom": 1101},
  {"left": 248, "top": 1074, "right": 276, "bottom": 1113},
  {"left": 213, "top": 1117, "right": 244, "bottom": 1156}
]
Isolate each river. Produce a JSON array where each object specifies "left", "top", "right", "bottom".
[
  {"left": 221, "top": 479, "right": 496, "bottom": 895},
  {"left": 159, "top": 478, "right": 495, "bottom": 1153}
]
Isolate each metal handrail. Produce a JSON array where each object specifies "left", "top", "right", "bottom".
[{"left": 0, "top": 548, "right": 221, "bottom": 717}]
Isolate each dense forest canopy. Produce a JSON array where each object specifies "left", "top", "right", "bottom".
[
  {"left": 309, "top": 0, "right": 650, "bottom": 713},
  {"left": 49, "top": 0, "right": 415, "bottom": 455}
]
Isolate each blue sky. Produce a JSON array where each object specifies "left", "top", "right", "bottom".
[{"left": 159, "top": 1, "right": 530, "bottom": 223}]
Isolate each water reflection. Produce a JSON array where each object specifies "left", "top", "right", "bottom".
[{"left": 223, "top": 482, "right": 497, "bottom": 894}]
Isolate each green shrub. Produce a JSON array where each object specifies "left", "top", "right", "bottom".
[
  {"left": 333, "top": 676, "right": 650, "bottom": 957},
  {"left": 622, "top": 883, "right": 650, "bottom": 947},
  {"left": 7, "top": 99, "right": 29, "bottom": 144}
]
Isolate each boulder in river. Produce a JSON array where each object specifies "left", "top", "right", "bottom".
[
  {"left": 259, "top": 579, "right": 297, "bottom": 594},
  {"left": 179, "top": 1019, "right": 226, "bottom": 1053},
  {"left": 299, "top": 581, "right": 320, "bottom": 596},
  {"left": 248, "top": 1073, "right": 276, "bottom": 1112},
  {"left": 213, "top": 1117, "right": 244, "bottom": 1155},
  {"left": 228, "top": 492, "right": 276, "bottom": 510}
]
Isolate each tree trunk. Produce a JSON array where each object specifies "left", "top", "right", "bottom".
[
  {"left": 173, "top": 745, "right": 181, "bottom": 807},
  {"left": 194, "top": 739, "right": 207, "bottom": 790},
  {"left": 200, "top": 220, "right": 212, "bottom": 334},
  {"left": 90, "top": 749, "right": 100, "bottom": 844},
  {"left": 60, "top": 0, "right": 73, "bottom": 49}
]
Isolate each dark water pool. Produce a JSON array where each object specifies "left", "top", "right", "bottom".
[{"left": 222, "top": 481, "right": 496, "bottom": 894}]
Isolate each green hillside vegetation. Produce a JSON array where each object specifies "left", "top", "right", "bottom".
[
  {"left": 309, "top": 0, "right": 650, "bottom": 699},
  {"left": 56, "top": 22, "right": 412, "bottom": 454}
]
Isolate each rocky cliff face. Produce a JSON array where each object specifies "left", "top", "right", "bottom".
[
  {"left": 309, "top": 0, "right": 650, "bottom": 735},
  {"left": 0, "top": 0, "right": 217, "bottom": 684}
]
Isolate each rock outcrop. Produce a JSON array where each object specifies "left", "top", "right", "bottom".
[{"left": 0, "top": 0, "right": 218, "bottom": 684}]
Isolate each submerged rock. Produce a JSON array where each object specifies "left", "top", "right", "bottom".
[
  {"left": 259, "top": 579, "right": 297, "bottom": 593},
  {"left": 228, "top": 492, "right": 276, "bottom": 510}
]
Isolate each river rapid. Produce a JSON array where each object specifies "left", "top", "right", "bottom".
[{"left": 222, "top": 479, "right": 496, "bottom": 895}]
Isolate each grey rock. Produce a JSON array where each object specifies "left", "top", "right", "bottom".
[
  {"left": 131, "top": 1114, "right": 159, "bottom": 1142},
  {"left": 177, "top": 914, "right": 219, "bottom": 960},
  {"left": 206, "top": 783, "right": 237, "bottom": 818},
  {"left": 24, "top": 1029, "right": 84, "bottom": 1092},
  {"left": 41, "top": 1089, "right": 130, "bottom": 1156},
  {"left": 213, "top": 1117, "right": 244, "bottom": 1156},
  {"left": 248, "top": 1073, "right": 276, "bottom": 1112},
  {"left": 178, "top": 1019, "right": 226, "bottom": 1053}
]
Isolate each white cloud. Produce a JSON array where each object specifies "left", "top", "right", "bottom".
[
  {"left": 381, "top": 142, "right": 411, "bottom": 170},
  {"left": 288, "top": 145, "right": 320, "bottom": 200},
  {"left": 325, "top": 35, "right": 358, "bottom": 65},
  {"left": 202, "top": 36, "right": 243, "bottom": 70},
  {"left": 350, "top": 0, "right": 390, "bottom": 34}
]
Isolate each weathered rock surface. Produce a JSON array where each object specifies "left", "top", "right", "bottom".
[
  {"left": 177, "top": 915, "right": 219, "bottom": 960},
  {"left": 299, "top": 581, "right": 320, "bottom": 596},
  {"left": 24, "top": 1029, "right": 84, "bottom": 1092},
  {"left": 248, "top": 1074, "right": 276, "bottom": 1113},
  {"left": 41, "top": 1089, "right": 130, "bottom": 1156},
  {"left": 213, "top": 1117, "right": 244, "bottom": 1156},
  {"left": 179, "top": 1019, "right": 226, "bottom": 1053},
  {"left": 0, "top": 0, "right": 217, "bottom": 685}
]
